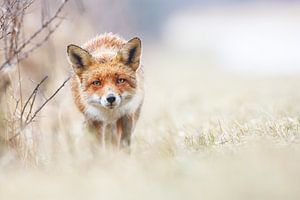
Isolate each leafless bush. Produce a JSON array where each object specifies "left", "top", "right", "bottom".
[
  {"left": 0, "top": 0, "right": 69, "bottom": 71},
  {"left": 0, "top": 0, "right": 70, "bottom": 162}
]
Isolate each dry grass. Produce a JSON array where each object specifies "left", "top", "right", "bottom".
[{"left": 0, "top": 48, "right": 300, "bottom": 199}]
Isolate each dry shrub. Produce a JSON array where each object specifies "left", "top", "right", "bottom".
[{"left": 0, "top": 0, "right": 70, "bottom": 164}]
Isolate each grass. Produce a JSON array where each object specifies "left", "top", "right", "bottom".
[{"left": 0, "top": 50, "right": 300, "bottom": 200}]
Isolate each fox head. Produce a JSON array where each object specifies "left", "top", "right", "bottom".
[{"left": 67, "top": 37, "right": 142, "bottom": 110}]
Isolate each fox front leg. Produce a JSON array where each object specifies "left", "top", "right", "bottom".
[
  {"left": 116, "top": 105, "right": 142, "bottom": 150},
  {"left": 117, "top": 115, "right": 134, "bottom": 149},
  {"left": 86, "top": 120, "right": 106, "bottom": 148}
]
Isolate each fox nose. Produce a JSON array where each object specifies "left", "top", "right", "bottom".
[{"left": 106, "top": 95, "right": 116, "bottom": 104}]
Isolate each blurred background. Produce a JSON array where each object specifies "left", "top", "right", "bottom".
[
  {"left": 7, "top": 0, "right": 298, "bottom": 83},
  {"left": 58, "top": 0, "right": 300, "bottom": 74}
]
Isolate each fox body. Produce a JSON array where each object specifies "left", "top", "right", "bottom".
[{"left": 67, "top": 33, "right": 144, "bottom": 148}]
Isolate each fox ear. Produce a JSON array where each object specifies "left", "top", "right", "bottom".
[
  {"left": 67, "top": 44, "right": 94, "bottom": 75},
  {"left": 117, "top": 37, "right": 142, "bottom": 71}
]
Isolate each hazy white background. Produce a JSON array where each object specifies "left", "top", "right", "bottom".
[
  {"left": 67, "top": 0, "right": 300, "bottom": 75},
  {"left": 163, "top": 2, "right": 300, "bottom": 74}
]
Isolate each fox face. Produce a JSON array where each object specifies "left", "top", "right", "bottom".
[
  {"left": 67, "top": 37, "right": 142, "bottom": 111},
  {"left": 80, "top": 64, "right": 137, "bottom": 110}
]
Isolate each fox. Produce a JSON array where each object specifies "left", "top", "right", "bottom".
[{"left": 66, "top": 33, "right": 144, "bottom": 150}]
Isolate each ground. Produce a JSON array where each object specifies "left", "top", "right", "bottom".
[{"left": 0, "top": 49, "right": 300, "bottom": 200}]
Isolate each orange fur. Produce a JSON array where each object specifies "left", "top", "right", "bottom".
[{"left": 67, "top": 33, "right": 144, "bottom": 149}]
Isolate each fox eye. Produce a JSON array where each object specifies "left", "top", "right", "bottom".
[
  {"left": 116, "top": 78, "right": 126, "bottom": 84},
  {"left": 92, "top": 80, "right": 101, "bottom": 86}
]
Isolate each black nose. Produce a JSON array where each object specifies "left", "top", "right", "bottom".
[{"left": 106, "top": 95, "right": 116, "bottom": 104}]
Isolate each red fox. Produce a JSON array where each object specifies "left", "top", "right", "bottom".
[{"left": 66, "top": 33, "right": 144, "bottom": 149}]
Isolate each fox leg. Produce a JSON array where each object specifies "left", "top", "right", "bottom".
[
  {"left": 86, "top": 120, "right": 106, "bottom": 148},
  {"left": 117, "top": 115, "right": 133, "bottom": 149},
  {"left": 116, "top": 105, "right": 142, "bottom": 150}
]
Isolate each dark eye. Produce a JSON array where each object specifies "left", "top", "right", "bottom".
[
  {"left": 117, "top": 78, "right": 126, "bottom": 84},
  {"left": 92, "top": 80, "right": 101, "bottom": 86}
]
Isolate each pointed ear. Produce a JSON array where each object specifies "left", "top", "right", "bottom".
[
  {"left": 67, "top": 44, "right": 94, "bottom": 75},
  {"left": 117, "top": 37, "right": 142, "bottom": 71}
]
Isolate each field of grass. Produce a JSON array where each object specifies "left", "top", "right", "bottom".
[
  {"left": 0, "top": 48, "right": 300, "bottom": 200},
  {"left": 1, "top": 1, "right": 300, "bottom": 199}
]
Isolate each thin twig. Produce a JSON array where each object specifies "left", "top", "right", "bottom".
[
  {"left": 20, "top": 75, "right": 48, "bottom": 122},
  {"left": 15, "top": 19, "right": 63, "bottom": 63},
  {"left": 9, "top": 75, "right": 71, "bottom": 141},
  {"left": 25, "top": 87, "right": 38, "bottom": 123},
  {"left": 26, "top": 76, "right": 71, "bottom": 124}
]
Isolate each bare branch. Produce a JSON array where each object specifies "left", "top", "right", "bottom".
[
  {"left": 1, "top": 0, "right": 70, "bottom": 160},
  {"left": 0, "top": 0, "right": 69, "bottom": 70},
  {"left": 14, "top": 19, "right": 64, "bottom": 64},
  {"left": 9, "top": 75, "right": 71, "bottom": 141},
  {"left": 20, "top": 76, "right": 48, "bottom": 122},
  {"left": 25, "top": 87, "right": 37, "bottom": 123},
  {"left": 26, "top": 76, "right": 71, "bottom": 125},
  {"left": 17, "top": 0, "right": 68, "bottom": 54}
]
